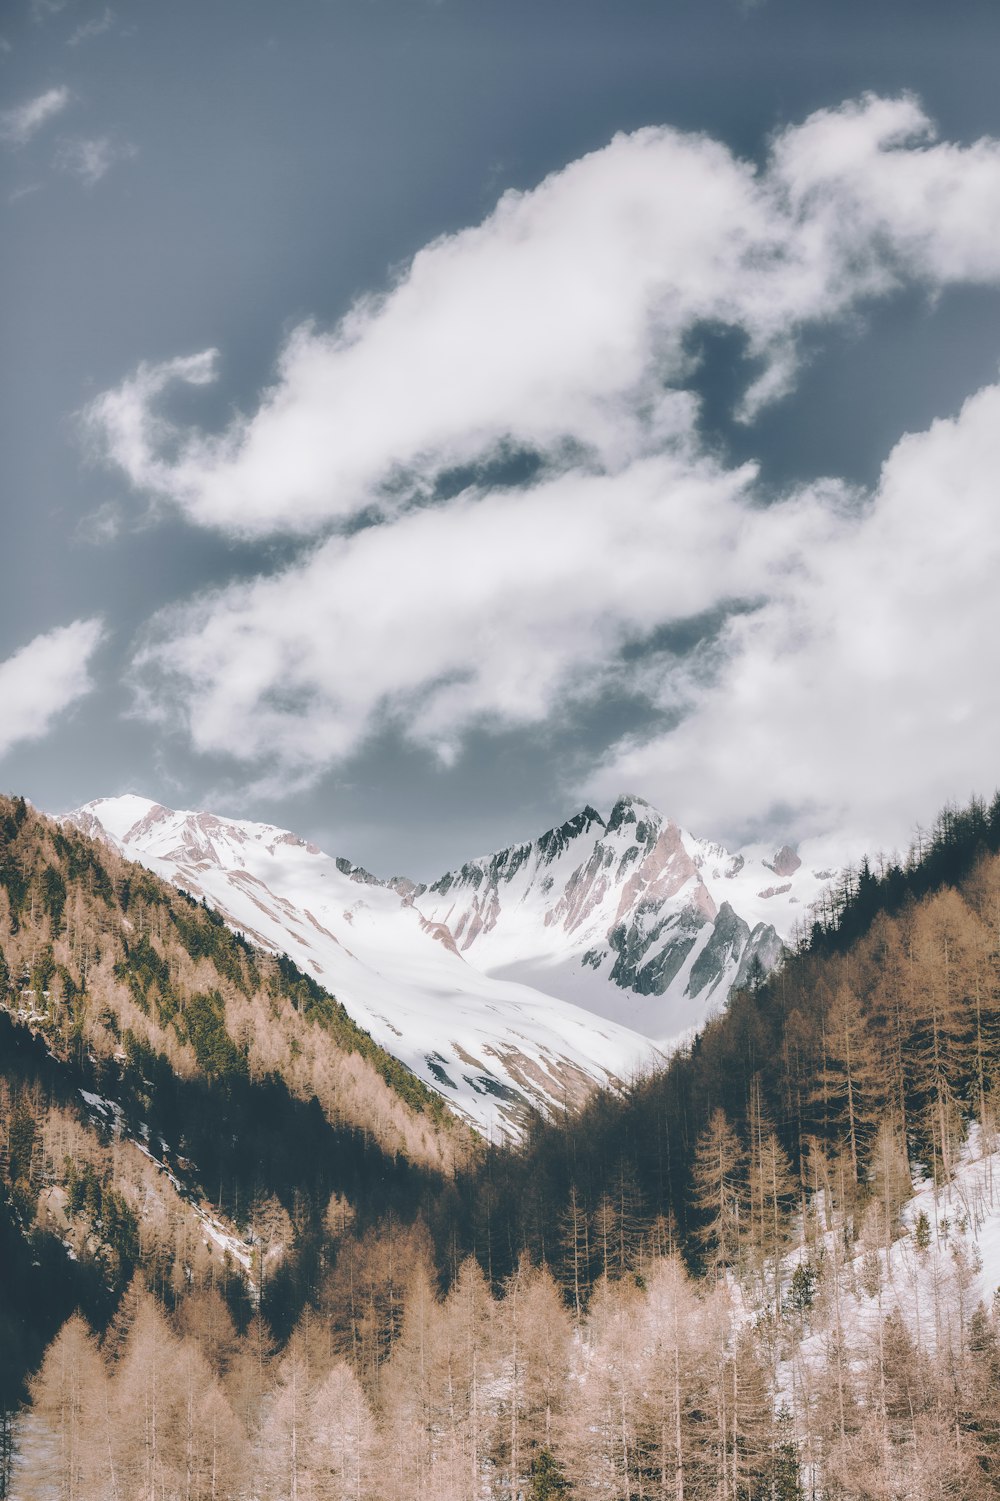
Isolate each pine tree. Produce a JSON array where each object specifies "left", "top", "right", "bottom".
[
  {"left": 691, "top": 1109, "right": 745, "bottom": 1274},
  {"left": 498, "top": 1257, "right": 573, "bottom": 1497},
  {"left": 529, "top": 1446, "right": 571, "bottom": 1498},
  {"left": 308, "top": 1360, "right": 377, "bottom": 1501},
  {"left": 557, "top": 1185, "right": 590, "bottom": 1318},
  {"left": 111, "top": 1291, "right": 183, "bottom": 1501},
  {"left": 379, "top": 1259, "right": 442, "bottom": 1500},
  {"left": 20, "top": 1314, "right": 111, "bottom": 1501},
  {"left": 745, "top": 1076, "right": 797, "bottom": 1311},
  {"left": 815, "top": 985, "right": 876, "bottom": 1184},
  {"left": 260, "top": 1353, "right": 311, "bottom": 1501}
]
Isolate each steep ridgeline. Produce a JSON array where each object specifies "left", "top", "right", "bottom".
[
  {"left": 67, "top": 794, "right": 834, "bottom": 1134},
  {"left": 0, "top": 795, "right": 457, "bottom": 1171},
  {"left": 0, "top": 793, "right": 464, "bottom": 1422},
  {"left": 412, "top": 795, "right": 830, "bottom": 1043},
  {"left": 67, "top": 797, "right": 663, "bottom": 1138}
]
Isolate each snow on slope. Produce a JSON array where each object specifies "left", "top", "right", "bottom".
[
  {"left": 853, "top": 1132, "right": 1000, "bottom": 1345},
  {"left": 66, "top": 797, "right": 663, "bottom": 1137},
  {"left": 765, "top": 1126, "right": 1000, "bottom": 1425},
  {"left": 412, "top": 795, "right": 833, "bottom": 1044}
]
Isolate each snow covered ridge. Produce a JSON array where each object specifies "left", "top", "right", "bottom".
[
  {"left": 63, "top": 794, "right": 835, "bottom": 1137},
  {"left": 412, "top": 794, "right": 835, "bottom": 1040}
]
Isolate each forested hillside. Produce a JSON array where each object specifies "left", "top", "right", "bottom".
[
  {"left": 8, "top": 794, "right": 1000, "bottom": 1498},
  {"left": 0, "top": 793, "right": 469, "bottom": 1481},
  {"left": 0, "top": 796, "right": 458, "bottom": 1160},
  {"left": 454, "top": 794, "right": 1000, "bottom": 1282}
]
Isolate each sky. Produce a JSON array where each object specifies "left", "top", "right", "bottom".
[{"left": 3, "top": 0, "right": 1000, "bottom": 880}]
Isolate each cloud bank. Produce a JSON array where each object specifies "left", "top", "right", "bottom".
[
  {"left": 88, "top": 95, "right": 1000, "bottom": 539},
  {"left": 85, "top": 94, "right": 1000, "bottom": 855},
  {"left": 591, "top": 383, "right": 1000, "bottom": 857},
  {"left": 0, "top": 620, "right": 105, "bottom": 760},
  {"left": 132, "top": 451, "right": 822, "bottom": 776}
]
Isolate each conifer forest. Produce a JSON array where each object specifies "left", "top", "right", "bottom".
[{"left": 4, "top": 793, "right": 1000, "bottom": 1497}]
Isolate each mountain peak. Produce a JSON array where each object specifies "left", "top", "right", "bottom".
[
  {"left": 536, "top": 805, "right": 606, "bottom": 861},
  {"left": 61, "top": 792, "right": 663, "bottom": 1138},
  {"left": 71, "top": 794, "right": 166, "bottom": 846},
  {"left": 61, "top": 791, "right": 836, "bottom": 1125},
  {"left": 606, "top": 792, "right": 662, "bottom": 835}
]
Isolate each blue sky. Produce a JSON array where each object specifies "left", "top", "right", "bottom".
[{"left": 3, "top": 0, "right": 1000, "bottom": 877}]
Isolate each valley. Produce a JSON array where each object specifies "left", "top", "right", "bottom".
[
  {"left": 66, "top": 791, "right": 830, "bottom": 1134},
  {"left": 4, "top": 789, "right": 1000, "bottom": 1496}
]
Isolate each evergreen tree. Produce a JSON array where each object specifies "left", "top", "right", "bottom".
[{"left": 529, "top": 1446, "right": 571, "bottom": 1498}]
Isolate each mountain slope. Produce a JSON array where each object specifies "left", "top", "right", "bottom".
[
  {"left": 67, "top": 796, "right": 663, "bottom": 1137},
  {"left": 0, "top": 793, "right": 457, "bottom": 1164},
  {"left": 66, "top": 793, "right": 835, "bottom": 1133},
  {"left": 11, "top": 792, "right": 1000, "bottom": 1501},
  {"left": 412, "top": 794, "right": 829, "bottom": 1041},
  {"left": 0, "top": 790, "right": 469, "bottom": 1418}
]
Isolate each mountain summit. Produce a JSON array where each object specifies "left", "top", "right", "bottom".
[
  {"left": 65, "top": 795, "right": 833, "bottom": 1133},
  {"left": 411, "top": 793, "right": 829, "bottom": 1039}
]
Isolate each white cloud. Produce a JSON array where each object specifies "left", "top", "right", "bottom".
[
  {"left": 97, "top": 95, "right": 1000, "bottom": 861},
  {"left": 0, "top": 619, "right": 105, "bottom": 759},
  {"left": 55, "top": 132, "right": 135, "bottom": 185},
  {"left": 130, "top": 448, "right": 825, "bottom": 781},
  {"left": 8, "top": 182, "right": 43, "bottom": 204},
  {"left": 84, "top": 351, "right": 219, "bottom": 499},
  {"left": 87, "top": 95, "right": 1000, "bottom": 539},
  {"left": 75, "top": 499, "right": 123, "bottom": 544},
  {"left": 0, "top": 85, "right": 71, "bottom": 146},
  {"left": 590, "top": 383, "right": 1000, "bottom": 860}
]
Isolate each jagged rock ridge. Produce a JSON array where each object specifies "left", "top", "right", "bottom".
[
  {"left": 64, "top": 793, "right": 835, "bottom": 1135},
  {"left": 409, "top": 795, "right": 820, "bottom": 1041},
  {"left": 63, "top": 796, "right": 663, "bottom": 1139}
]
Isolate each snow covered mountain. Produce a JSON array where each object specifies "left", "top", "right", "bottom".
[
  {"left": 411, "top": 795, "right": 831, "bottom": 1040},
  {"left": 65, "top": 796, "right": 663, "bottom": 1137},
  {"left": 64, "top": 794, "right": 834, "bottom": 1136}
]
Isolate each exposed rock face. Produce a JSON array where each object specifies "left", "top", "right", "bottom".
[
  {"left": 412, "top": 794, "right": 825, "bottom": 1044},
  {"left": 609, "top": 901, "right": 704, "bottom": 996},
  {"left": 687, "top": 901, "right": 751, "bottom": 998},
  {"left": 736, "top": 920, "right": 786, "bottom": 989},
  {"left": 768, "top": 845, "right": 803, "bottom": 877}
]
